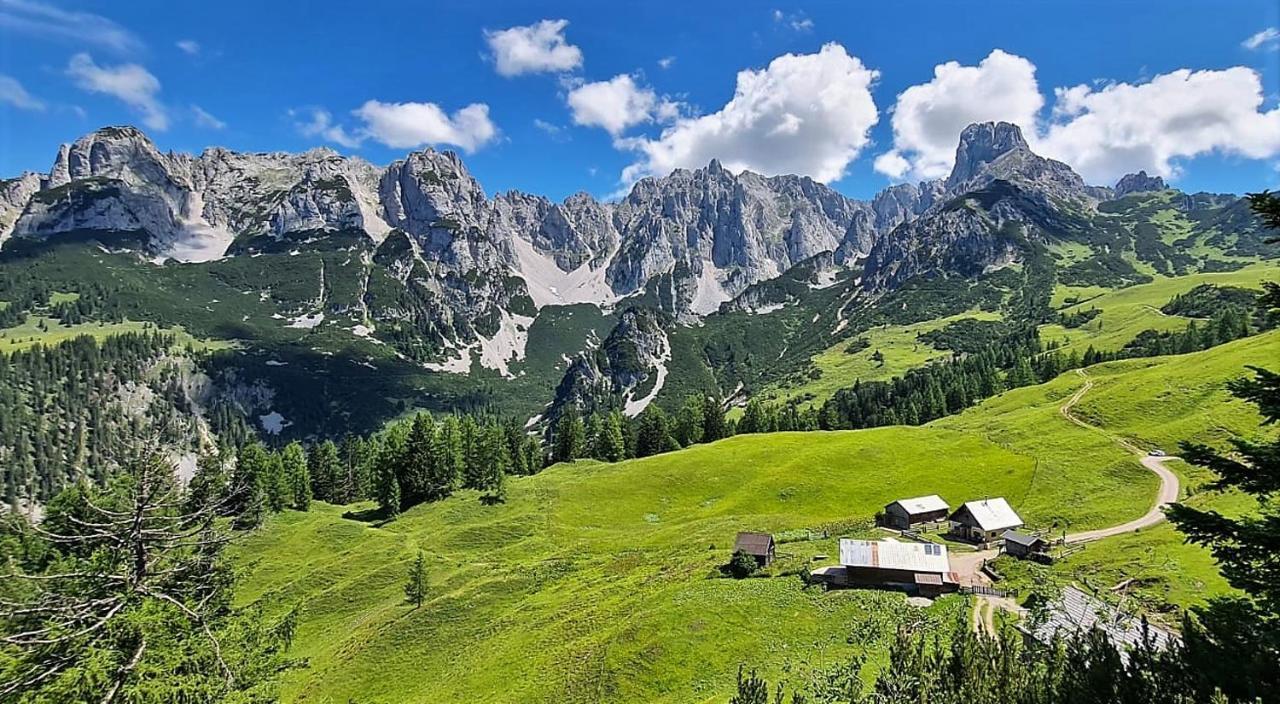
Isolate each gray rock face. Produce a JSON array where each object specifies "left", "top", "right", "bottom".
[
  {"left": 864, "top": 194, "right": 1023, "bottom": 288},
  {"left": 607, "top": 161, "right": 874, "bottom": 314},
  {"left": 945, "top": 122, "right": 1087, "bottom": 202},
  {"left": 0, "top": 172, "right": 43, "bottom": 243},
  {"left": 1113, "top": 171, "right": 1167, "bottom": 198},
  {"left": 10, "top": 127, "right": 396, "bottom": 260},
  {"left": 1, "top": 120, "right": 1141, "bottom": 330},
  {"left": 862, "top": 122, "right": 1105, "bottom": 289},
  {"left": 870, "top": 180, "right": 944, "bottom": 232}
]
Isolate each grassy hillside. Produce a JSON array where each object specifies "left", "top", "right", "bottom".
[
  {"left": 231, "top": 330, "right": 1278, "bottom": 704},
  {"left": 1042, "top": 262, "right": 1279, "bottom": 352},
  {"left": 752, "top": 310, "right": 1003, "bottom": 410}
]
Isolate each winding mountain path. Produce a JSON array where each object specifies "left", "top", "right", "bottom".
[
  {"left": 1057, "top": 368, "right": 1181, "bottom": 543},
  {"left": 964, "top": 368, "right": 1182, "bottom": 630}
]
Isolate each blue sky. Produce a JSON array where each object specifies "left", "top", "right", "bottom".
[{"left": 1, "top": 0, "right": 1278, "bottom": 201}]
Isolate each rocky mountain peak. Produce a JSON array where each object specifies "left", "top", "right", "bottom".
[
  {"left": 945, "top": 121, "right": 1086, "bottom": 202},
  {"left": 49, "top": 124, "right": 183, "bottom": 191},
  {"left": 948, "top": 121, "right": 1031, "bottom": 186},
  {"left": 1114, "top": 171, "right": 1167, "bottom": 197}
]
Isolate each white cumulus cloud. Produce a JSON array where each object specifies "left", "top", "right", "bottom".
[
  {"left": 619, "top": 42, "right": 879, "bottom": 185},
  {"left": 176, "top": 39, "right": 200, "bottom": 55},
  {"left": 66, "top": 53, "right": 168, "bottom": 130},
  {"left": 293, "top": 101, "right": 499, "bottom": 153},
  {"left": 1039, "top": 67, "right": 1280, "bottom": 183},
  {"left": 484, "top": 19, "right": 583, "bottom": 77},
  {"left": 0, "top": 74, "right": 43, "bottom": 110},
  {"left": 874, "top": 49, "right": 1043, "bottom": 181},
  {"left": 566, "top": 74, "right": 676, "bottom": 136},
  {"left": 353, "top": 100, "right": 498, "bottom": 152},
  {"left": 1242, "top": 27, "right": 1279, "bottom": 51},
  {"left": 876, "top": 50, "right": 1280, "bottom": 185}
]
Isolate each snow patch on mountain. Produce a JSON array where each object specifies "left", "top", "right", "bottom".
[
  {"left": 476, "top": 310, "right": 535, "bottom": 378},
  {"left": 623, "top": 329, "right": 670, "bottom": 417},
  {"left": 286, "top": 312, "right": 325, "bottom": 329},
  {"left": 166, "top": 191, "right": 235, "bottom": 262},
  {"left": 424, "top": 343, "right": 475, "bottom": 374},
  {"left": 690, "top": 264, "right": 731, "bottom": 315},
  {"left": 512, "top": 235, "right": 617, "bottom": 309},
  {"left": 259, "top": 411, "right": 291, "bottom": 435}
]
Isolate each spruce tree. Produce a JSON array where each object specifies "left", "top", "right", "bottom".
[
  {"left": 635, "top": 405, "right": 679, "bottom": 457},
  {"left": 400, "top": 413, "right": 435, "bottom": 504},
  {"left": 404, "top": 549, "right": 428, "bottom": 608},
  {"left": 552, "top": 407, "right": 586, "bottom": 463},
  {"left": 281, "top": 441, "right": 311, "bottom": 511},
  {"left": 1164, "top": 192, "right": 1280, "bottom": 701},
  {"left": 700, "top": 396, "right": 727, "bottom": 442},
  {"left": 598, "top": 412, "right": 626, "bottom": 462},
  {"left": 673, "top": 396, "right": 705, "bottom": 447},
  {"left": 308, "top": 440, "right": 341, "bottom": 504},
  {"left": 376, "top": 421, "right": 408, "bottom": 517},
  {"left": 739, "top": 399, "right": 766, "bottom": 434}
]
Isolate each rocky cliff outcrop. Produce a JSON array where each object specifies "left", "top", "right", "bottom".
[
  {"left": 1113, "top": 171, "right": 1167, "bottom": 198},
  {"left": 3, "top": 126, "right": 894, "bottom": 319},
  {"left": 546, "top": 307, "right": 671, "bottom": 421}
]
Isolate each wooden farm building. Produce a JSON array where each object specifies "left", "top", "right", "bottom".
[
  {"left": 1003, "top": 530, "right": 1050, "bottom": 560},
  {"left": 734, "top": 532, "right": 775, "bottom": 567},
  {"left": 811, "top": 539, "right": 959, "bottom": 597},
  {"left": 949, "top": 498, "right": 1024, "bottom": 544},
  {"left": 882, "top": 495, "right": 950, "bottom": 529}
]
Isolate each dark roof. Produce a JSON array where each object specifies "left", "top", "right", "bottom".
[
  {"left": 735, "top": 532, "right": 774, "bottom": 556},
  {"left": 1003, "top": 530, "right": 1046, "bottom": 548}
]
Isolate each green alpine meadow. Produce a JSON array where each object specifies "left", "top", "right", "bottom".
[{"left": 2, "top": 3, "right": 1280, "bottom": 702}]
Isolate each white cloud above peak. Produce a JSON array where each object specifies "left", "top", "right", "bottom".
[
  {"left": 485, "top": 19, "right": 583, "bottom": 77},
  {"left": 294, "top": 100, "right": 499, "bottom": 153},
  {"left": 66, "top": 53, "right": 168, "bottom": 130},
  {"left": 293, "top": 108, "right": 362, "bottom": 148},
  {"left": 191, "top": 104, "right": 225, "bottom": 130},
  {"left": 566, "top": 74, "right": 677, "bottom": 136},
  {"left": 1039, "top": 67, "right": 1280, "bottom": 183},
  {"left": 874, "top": 49, "right": 1042, "bottom": 180},
  {"left": 353, "top": 100, "right": 497, "bottom": 152},
  {"left": 620, "top": 42, "right": 879, "bottom": 185},
  {"left": 875, "top": 49, "right": 1280, "bottom": 185}
]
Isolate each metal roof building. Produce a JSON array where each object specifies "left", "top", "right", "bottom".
[
  {"left": 840, "top": 539, "right": 951, "bottom": 574},
  {"left": 813, "top": 539, "right": 958, "bottom": 596},
  {"left": 1024, "top": 586, "right": 1179, "bottom": 658},
  {"left": 888, "top": 495, "right": 949, "bottom": 514}
]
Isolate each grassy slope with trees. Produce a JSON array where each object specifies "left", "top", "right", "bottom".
[{"left": 229, "top": 330, "right": 1277, "bottom": 704}]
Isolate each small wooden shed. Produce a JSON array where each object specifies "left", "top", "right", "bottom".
[
  {"left": 734, "top": 532, "right": 776, "bottom": 567},
  {"left": 1003, "top": 530, "right": 1049, "bottom": 560},
  {"left": 883, "top": 495, "right": 950, "bottom": 529}
]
